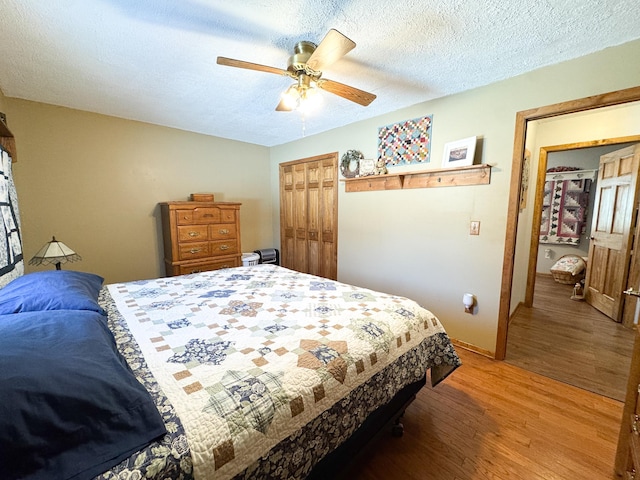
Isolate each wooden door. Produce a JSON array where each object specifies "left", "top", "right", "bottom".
[
  {"left": 280, "top": 164, "right": 295, "bottom": 268},
  {"left": 293, "top": 163, "right": 309, "bottom": 272},
  {"left": 584, "top": 144, "right": 640, "bottom": 320},
  {"left": 279, "top": 153, "right": 338, "bottom": 279}
]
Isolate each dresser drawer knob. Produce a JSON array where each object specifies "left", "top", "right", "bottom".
[
  {"left": 219, "top": 244, "right": 230, "bottom": 250},
  {"left": 633, "top": 415, "right": 640, "bottom": 435},
  {"left": 188, "top": 231, "right": 200, "bottom": 237},
  {"left": 219, "top": 229, "right": 229, "bottom": 235},
  {"left": 203, "top": 213, "right": 214, "bottom": 218},
  {"left": 189, "top": 248, "right": 201, "bottom": 254},
  {"left": 190, "top": 269, "right": 202, "bottom": 274}
]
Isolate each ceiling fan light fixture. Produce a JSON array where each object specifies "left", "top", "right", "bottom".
[
  {"left": 281, "top": 84, "right": 322, "bottom": 113},
  {"left": 298, "top": 84, "right": 322, "bottom": 113},
  {"left": 281, "top": 84, "right": 301, "bottom": 110}
]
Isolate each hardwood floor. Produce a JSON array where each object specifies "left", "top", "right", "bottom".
[
  {"left": 505, "top": 274, "right": 635, "bottom": 401},
  {"left": 349, "top": 347, "right": 623, "bottom": 480}
]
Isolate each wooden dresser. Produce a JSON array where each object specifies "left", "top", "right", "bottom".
[
  {"left": 160, "top": 201, "right": 242, "bottom": 276},
  {"left": 615, "top": 325, "right": 640, "bottom": 479}
]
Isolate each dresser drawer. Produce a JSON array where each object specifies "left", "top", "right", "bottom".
[
  {"left": 193, "top": 207, "right": 222, "bottom": 224},
  {"left": 177, "top": 207, "right": 222, "bottom": 225},
  {"left": 177, "top": 225, "right": 209, "bottom": 242},
  {"left": 220, "top": 209, "right": 236, "bottom": 223},
  {"left": 178, "top": 241, "right": 210, "bottom": 260},
  {"left": 176, "top": 209, "right": 195, "bottom": 225},
  {"left": 209, "top": 223, "right": 237, "bottom": 240},
  {"left": 175, "top": 257, "right": 240, "bottom": 275},
  {"left": 210, "top": 240, "right": 238, "bottom": 256}
]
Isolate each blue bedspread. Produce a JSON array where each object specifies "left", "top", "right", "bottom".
[{"left": 0, "top": 309, "right": 166, "bottom": 480}]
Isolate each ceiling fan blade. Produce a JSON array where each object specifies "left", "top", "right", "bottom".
[
  {"left": 216, "top": 57, "right": 289, "bottom": 76},
  {"left": 306, "top": 29, "right": 355, "bottom": 72},
  {"left": 275, "top": 97, "right": 293, "bottom": 111},
  {"left": 317, "top": 78, "right": 376, "bottom": 106}
]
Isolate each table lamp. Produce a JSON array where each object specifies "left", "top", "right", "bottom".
[{"left": 28, "top": 236, "right": 81, "bottom": 270}]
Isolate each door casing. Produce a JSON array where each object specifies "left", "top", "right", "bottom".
[
  {"left": 524, "top": 140, "right": 640, "bottom": 309},
  {"left": 497, "top": 85, "right": 640, "bottom": 360}
]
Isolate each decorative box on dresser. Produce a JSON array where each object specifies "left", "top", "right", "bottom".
[
  {"left": 616, "top": 325, "right": 640, "bottom": 479},
  {"left": 160, "top": 201, "right": 242, "bottom": 276}
]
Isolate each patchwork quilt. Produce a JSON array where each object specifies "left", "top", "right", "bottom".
[
  {"left": 103, "top": 265, "right": 460, "bottom": 479},
  {"left": 540, "top": 177, "right": 591, "bottom": 245}
]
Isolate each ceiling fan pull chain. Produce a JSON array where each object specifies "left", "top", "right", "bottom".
[{"left": 301, "top": 111, "right": 306, "bottom": 137}]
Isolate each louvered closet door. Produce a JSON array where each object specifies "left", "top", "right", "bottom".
[
  {"left": 279, "top": 153, "right": 338, "bottom": 280},
  {"left": 319, "top": 156, "right": 337, "bottom": 280},
  {"left": 280, "top": 164, "right": 295, "bottom": 269},
  {"left": 293, "top": 162, "right": 309, "bottom": 272}
]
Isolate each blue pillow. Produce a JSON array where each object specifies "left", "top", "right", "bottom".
[
  {"left": 0, "top": 309, "right": 166, "bottom": 479},
  {"left": 0, "top": 270, "right": 106, "bottom": 315}
]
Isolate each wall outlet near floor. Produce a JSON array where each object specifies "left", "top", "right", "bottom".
[{"left": 470, "top": 221, "right": 480, "bottom": 235}]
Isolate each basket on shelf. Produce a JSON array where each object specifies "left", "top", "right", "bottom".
[{"left": 550, "top": 254, "right": 587, "bottom": 285}]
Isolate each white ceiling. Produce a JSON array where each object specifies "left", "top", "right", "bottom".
[{"left": 0, "top": 0, "right": 638, "bottom": 147}]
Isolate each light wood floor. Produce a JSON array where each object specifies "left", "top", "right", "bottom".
[
  {"left": 349, "top": 347, "right": 624, "bottom": 480},
  {"left": 505, "top": 274, "right": 635, "bottom": 401}
]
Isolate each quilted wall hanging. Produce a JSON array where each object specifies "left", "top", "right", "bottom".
[
  {"left": 0, "top": 145, "right": 23, "bottom": 286},
  {"left": 539, "top": 168, "right": 596, "bottom": 245},
  {"left": 377, "top": 115, "right": 432, "bottom": 167}
]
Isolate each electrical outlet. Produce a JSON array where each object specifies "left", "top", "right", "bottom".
[{"left": 470, "top": 221, "right": 480, "bottom": 235}]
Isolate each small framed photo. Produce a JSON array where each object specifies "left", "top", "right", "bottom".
[
  {"left": 358, "top": 159, "right": 376, "bottom": 176},
  {"left": 442, "top": 136, "right": 477, "bottom": 168}
]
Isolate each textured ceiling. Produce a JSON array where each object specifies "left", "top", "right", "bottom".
[{"left": 0, "top": 0, "right": 638, "bottom": 147}]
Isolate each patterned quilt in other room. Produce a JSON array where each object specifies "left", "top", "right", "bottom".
[
  {"left": 106, "top": 265, "right": 460, "bottom": 480},
  {"left": 540, "top": 173, "right": 592, "bottom": 245}
]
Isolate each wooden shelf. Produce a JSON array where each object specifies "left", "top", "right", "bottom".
[
  {"left": 342, "top": 164, "right": 491, "bottom": 192},
  {"left": 0, "top": 118, "right": 16, "bottom": 162}
]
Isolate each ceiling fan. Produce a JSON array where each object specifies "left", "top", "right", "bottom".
[{"left": 217, "top": 29, "right": 376, "bottom": 112}]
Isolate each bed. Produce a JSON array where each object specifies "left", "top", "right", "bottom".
[{"left": 0, "top": 264, "right": 461, "bottom": 480}]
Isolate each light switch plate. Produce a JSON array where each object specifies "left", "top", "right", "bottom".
[{"left": 470, "top": 221, "right": 480, "bottom": 235}]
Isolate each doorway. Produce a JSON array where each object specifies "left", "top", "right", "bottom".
[
  {"left": 525, "top": 141, "right": 639, "bottom": 311},
  {"left": 506, "top": 141, "right": 640, "bottom": 400},
  {"left": 496, "top": 86, "right": 640, "bottom": 361}
]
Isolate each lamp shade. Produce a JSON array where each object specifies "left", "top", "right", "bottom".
[{"left": 29, "top": 236, "right": 81, "bottom": 270}]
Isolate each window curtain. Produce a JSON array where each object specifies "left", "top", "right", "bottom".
[{"left": 0, "top": 146, "right": 23, "bottom": 287}]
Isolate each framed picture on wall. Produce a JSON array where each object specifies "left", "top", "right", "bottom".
[
  {"left": 358, "top": 158, "right": 376, "bottom": 176},
  {"left": 442, "top": 136, "right": 477, "bottom": 168}
]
